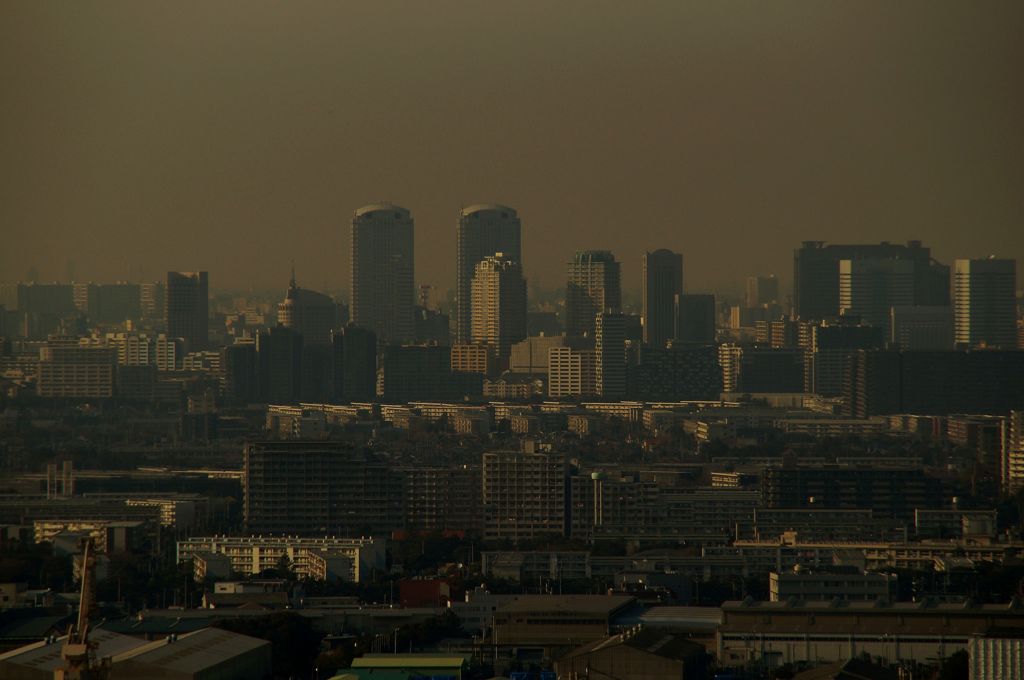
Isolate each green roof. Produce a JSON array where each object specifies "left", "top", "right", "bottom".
[{"left": 351, "top": 653, "right": 467, "bottom": 669}]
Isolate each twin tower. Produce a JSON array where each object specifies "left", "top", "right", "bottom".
[{"left": 350, "top": 203, "right": 522, "bottom": 348}]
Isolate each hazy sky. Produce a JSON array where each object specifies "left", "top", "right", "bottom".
[{"left": 2, "top": 2, "right": 1022, "bottom": 300}]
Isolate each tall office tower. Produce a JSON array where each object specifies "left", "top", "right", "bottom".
[
  {"left": 642, "top": 249, "right": 683, "bottom": 348},
  {"left": 482, "top": 446, "right": 568, "bottom": 541},
  {"left": 676, "top": 294, "right": 716, "bottom": 344},
  {"left": 350, "top": 204, "right": 414, "bottom": 344},
  {"left": 455, "top": 205, "right": 522, "bottom": 343},
  {"left": 890, "top": 306, "right": 954, "bottom": 350},
  {"left": 165, "top": 271, "right": 208, "bottom": 351},
  {"left": 838, "top": 258, "right": 915, "bottom": 337},
  {"left": 278, "top": 270, "right": 337, "bottom": 345},
  {"left": 745, "top": 275, "right": 779, "bottom": 309},
  {"left": 256, "top": 325, "right": 303, "bottom": 404},
  {"left": 470, "top": 253, "right": 527, "bottom": 361},
  {"left": 566, "top": 250, "right": 621, "bottom": 339},
  {"left": 954, "top": 258, "right": 1017, "bottom": 348},
  {"left": 331, "top": 325, "right": 377, "bottom": 403},
  {"left": 220, "top": 342, "right": 257, "bottom": 405},
  {"left": 793, "top": 240, "right": 948, "bottom": 320},
  {"left": 595, "top": 312, "right": 626, "bottom": 399}
]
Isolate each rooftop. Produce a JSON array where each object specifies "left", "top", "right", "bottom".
[{"left": 496, "top": 594, "right": 635, "bottom": 615}]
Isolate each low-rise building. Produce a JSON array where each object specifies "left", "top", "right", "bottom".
[
  {"left": 176, "top": 535, "right": 385, "bottom": 582},
  {"left": 769, "top": 566, "right": 897, "bottom": 602}
]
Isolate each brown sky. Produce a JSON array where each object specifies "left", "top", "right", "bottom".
[{"left": 1, "top": 2, "right": 1022, "bottom": 300}]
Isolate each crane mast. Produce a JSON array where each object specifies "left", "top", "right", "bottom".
[{"left": 56, "top": 537, "right": 110, "bottom": 680}]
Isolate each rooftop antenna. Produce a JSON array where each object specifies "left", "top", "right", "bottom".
[{"left": 289, "top": 260, "right": 296, "bottom": 289}]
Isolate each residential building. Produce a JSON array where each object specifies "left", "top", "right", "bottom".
[
  {"left": 177, "top": 534, "right": 385, "bottom": 582},
  {"left": 566, "top": 250, "right": 621, "bottom": 339},
  {"left": 36, "top": 338, "right": 116, "bottom": 398},
  {"left": 470, "top": 253, "right": 527, "bottom": 361},
  {"left": 243, "top": 440, "right": 403, "bottom": 535},
  {"left": 482, "top": 447, "right": 568, "bottom": 541},
  {"left": 838, "top": 257, "right": 915, "bottom": 337},
  {"left": 455, "top": 204, "right": 521, "bottom": 343},
  {"left": 595, "top": 312, "right": 626, "bottom": 399}
]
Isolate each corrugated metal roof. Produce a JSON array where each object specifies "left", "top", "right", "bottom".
[
  {"left": 352, "top": 653, "right": 467, "bottom": 669},
  {"left": 0, "top": 629, "right": 149, "bottom": 671},
  {"left": 111, "top": 627, "right": 269, "bottom": 672}
]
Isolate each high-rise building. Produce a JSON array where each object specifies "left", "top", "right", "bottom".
[
  {"left": 456, "top": 205, "right": 522, "bottom": 343},
  {"left": 627, "top": 344, "right": 722, "bottom": 401},
  {"left": 838, "top": 258, "right": 915, "bottom": 338},
  {"left": 1002, "top": 411, "right": 1024, "bottom": 495},
  {"left": 256, "top": 325, "right": 303, "bottom": 404},
  {"left": 890, "top": 306, "right": 954, "bottom": 350},
  {"left": 73, "top": 283, "right": 142, "bottom": 324},
  {"left": 746, "top": 275, "right": 780, "bottom": 309},
  {"left": 808, "top": 322, "right": 885, "bottom": 396},
  {"left": 642, "top": 249, "right": 683, "bottom": 348},
  {"left": 595, "top": 312, "right": 626, "bottom": 399},
  {"left": 566, "top": 251, "right": 621, "bottom": 339},
  {"left": 378, "top": 345, "right": 475, "bottom": 402},
  {"left": 350, "top": 204, "right": 414, "bottom": 344},
  {"left": 278, "top": 271, "right": 338, "bottom": 346},
  {"left": 139, "top": 282, "right": 165, "bottom": 320},
  {"left": 331, "top": 325, "right": 377, "bottom": 403},
  {"left": 547, "top": 346, "right": 598, "bottom": 398},
  {"left": 954, "top": 258, "right": 1017, "bottom": 348},
  {"left": 165, "top": 271, "right": 208, "bottom": 351},
  {"left": 794, "top": 240, "right": 948, "bottom": 320},
  {"left": 482, "top": 447, "right": 568, "bottom": 541},
  {"left": 470, "top": 253, "right": 527, "bottom": 361},
  {"left": 843, "top": 350, "right": 1024, "bottom": 418},
  {"left": 676, "top": 294, "right": 716, "bottom": 344},
  {"left": 220, "top": 342, "right": 257, "bottom": 405}
]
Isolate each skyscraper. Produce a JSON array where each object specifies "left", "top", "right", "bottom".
[
  {"left": 165, "top": 271, "right": 208, "bottom": 351},
  {"left": 350, "top": 204, "right": 414, "bottom": 344},
  {"left": 642, "top": 249, "right": 683, "bottom": 348},
  {"left": 745, "top": 275, "right": 779, "bottom": 309},
  {"left": 278, "top": 269, "right": 338, "bottom": 345},
  {"left": 456, "top": 205, "right": 522, "bottom": 343},
  {"left": 793, "top": 240, "right": 948, "bottom": 320},
  {"left": 954, "top": 258, "right": 1017, "bottom": 348},
  {"left": 331, "top": 325, "right": 377, "bottom": 403},
  {"left": 470, "top": 253, "right": 527, "bottom": 361},
  {"left": 676, "top": 294, "right": 716, "bottom": 345},
  {"left": 595, "top": 312, "right": 627, "bottom": 399},
  {"left": 256, "top": 325, "right": 303, "bottom": 404},
  {"left": 838, "top": 258, "right": 915, "bottom": 337},
  {"left": 566, "top": 250, "right": 621, "bottom": 339}
]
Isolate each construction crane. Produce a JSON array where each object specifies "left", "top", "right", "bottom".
[{"left": 55, "top": 537, "right": 110, "bottom": 680}]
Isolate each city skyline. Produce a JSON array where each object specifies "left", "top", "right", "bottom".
[{"left": 2, "top": 3, "right": 1022, "bottom": 294}]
